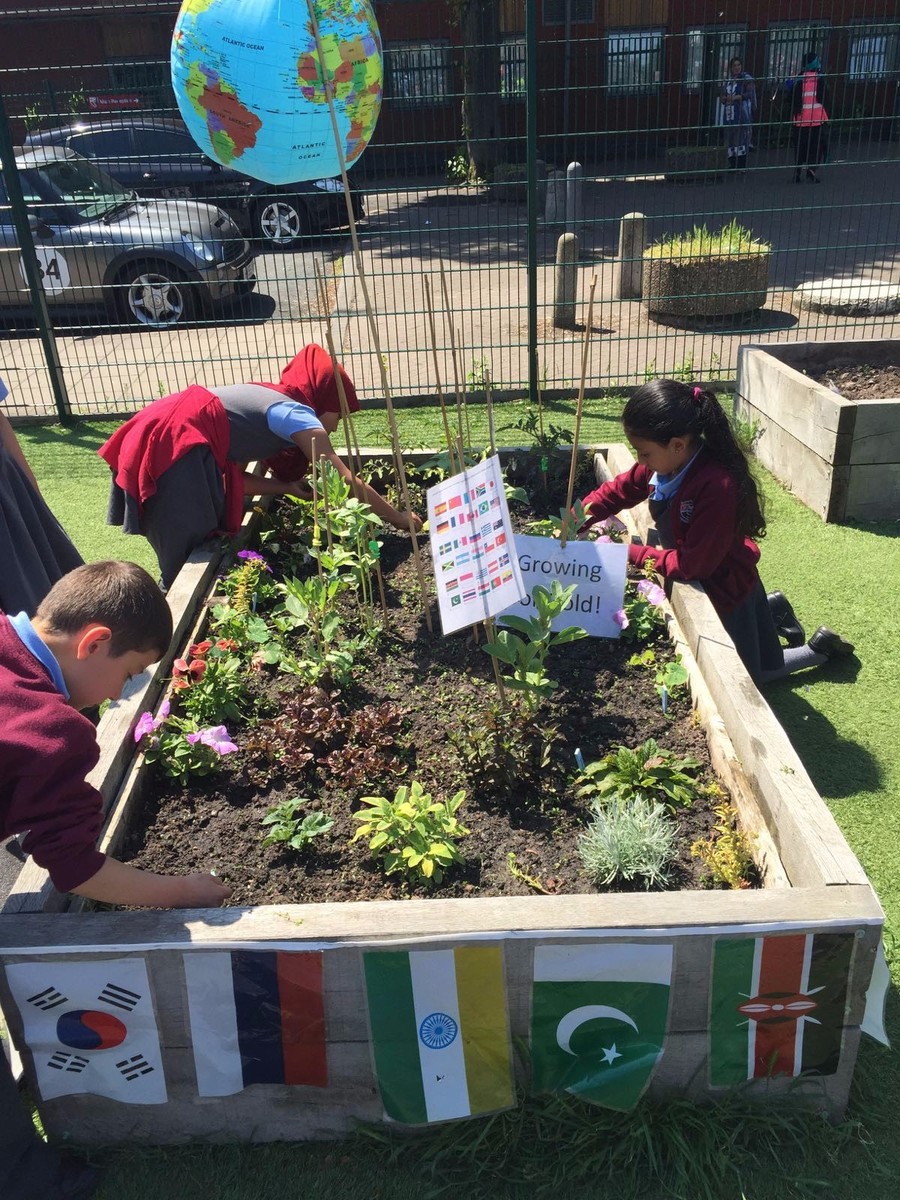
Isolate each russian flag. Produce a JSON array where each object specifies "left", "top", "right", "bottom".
[{"left": 184, "top": 951, "right": 327, "bottom": 1096}]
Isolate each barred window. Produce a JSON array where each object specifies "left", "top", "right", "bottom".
[
  {"left": 606, "top": 29, "right": 664, "bottom": 96},
  {"left": 684, "top": 28, "right": 747, "bottom": 92},
  {"left": 384, "top": 42, "right": 452, "bottom": 107},
  {"left": 500, "top": 37, "right": 526, "bottom": 102},
  {"left": 765, "top": 22, "right": 830, "bottom": 82},
  {"left": 848, "top": 24, "right": 900, "bottom": 79},
  {"left": 543, "top": 0, "right": 593, "bottom": 26}
]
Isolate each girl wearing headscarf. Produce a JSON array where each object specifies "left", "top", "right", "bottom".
[
  {"left": 99, "top": 344, "right": 422, "bottom": 588},
  {"left": 720, "top": 58, "right": 755, "bottom": 170},
  {"left": 792, "top": 52, "right": 829, "bottom": 183}
]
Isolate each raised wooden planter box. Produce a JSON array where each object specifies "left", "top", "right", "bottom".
[
  {"left": 0, "top": 446, "right": 881, "bottom": 1145},
  {"left": 735, "top": 339, "right": 900, "bottom": 522},
  {"left": 643, "top": 253, "right": 770, "bottom": 319}
]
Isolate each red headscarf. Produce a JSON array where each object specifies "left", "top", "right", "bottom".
[{"left": 261, "top": 344, "right": 361, "bottom": 482}]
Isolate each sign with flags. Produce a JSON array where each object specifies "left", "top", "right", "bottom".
[
  {"left": 4, "top": 957, "right": 166, "bottom": 1104},
  {"left": 363, "top": 944, "right": 514, "bottom": 1124},
  {"left": 709, "top": 931, "right": 855, "bottom": 1085},
  {"left": 427, "top": 455, "right": 527, "bottom": 635},
  {"left": 183, "top": 950, "right": 327, "bottom": 1096},
  {"left": 531, "top": 943, "right": 673, "bottom": 1111}
]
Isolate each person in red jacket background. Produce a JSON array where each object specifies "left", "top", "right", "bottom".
[{"left": 578, "top": 378, "right": 854, "bottom": 685}]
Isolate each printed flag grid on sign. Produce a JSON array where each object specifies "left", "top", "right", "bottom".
[
  {"left": 364, "top": 946, "right": 514, "bottom": 1125},
  {"left": 184, "top": 950, "right": 326, "bottom": 1097},
  {"left": 709, "top": 932, "right": 855, "bottom": 1086},
  {"left": 531, "top": 943, "right": 674, "bottom": 1112},
  {"left": 4, "top": 958, "right": 166, "bottom": 1105}
]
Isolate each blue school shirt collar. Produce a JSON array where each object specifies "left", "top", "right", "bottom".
[
  {"left": 649, "top": 448, "right": 703, "bottom": 502},
  {"left": 8, "top": 611, "right": 69, "bottom": 699}
]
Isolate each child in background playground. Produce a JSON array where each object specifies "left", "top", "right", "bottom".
[{"left": 577, "top": 379, "right": 855, "bottom": 684}]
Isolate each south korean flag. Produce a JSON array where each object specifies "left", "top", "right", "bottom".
[{"left": 4, "top": 957, "right": 167, "bottom": 1104}]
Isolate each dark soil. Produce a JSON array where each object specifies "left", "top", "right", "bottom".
[
  {"left": 806, "top": 363, "right": 900, "bottom": 402},
  {"left": 121, "top": 487, "right": 730, "bottom": 907}
]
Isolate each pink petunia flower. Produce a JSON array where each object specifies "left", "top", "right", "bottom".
[
  {"left": 613, "top": 608, "right": 630, "bottom": 630},
  {"left": 636, "top": 579, "right": 666, "bottom": 606},
  {"left": 186, "top": 725, "right": 239, "bottom": 755},
  {"left": 134, "top": 700, "right": 171, "bottom": 743}
]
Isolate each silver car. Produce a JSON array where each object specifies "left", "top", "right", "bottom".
[{"left": 0, "top": 147, "right": 255, "bottom": 328}]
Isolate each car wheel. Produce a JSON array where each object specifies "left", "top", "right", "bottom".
[
  {"left": 255, "top": 197, "right": 312, "bottom": 249},
  {"left": 115, "top": 261, "right": 199, "bottom": 328}
]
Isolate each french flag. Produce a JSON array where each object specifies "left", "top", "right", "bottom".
[{"left": 184, "top": 951, "right": 327, "bottom": 1096}]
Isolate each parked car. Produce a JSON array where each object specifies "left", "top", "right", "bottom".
[
  {"left": 0, "top": 147, "right": 255, "bottom": 327},
  {"left": 25, "top": 119, "right": 365, "bottom": 250}
]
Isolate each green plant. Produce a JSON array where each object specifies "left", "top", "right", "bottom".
[
  {"left": 732, "top": 411, "right": 763, "bottom": 454},
  {"left": 351, "top": 781, "right": 469, "bottom": 885},
  {"left": 507, "top": 850, "right": 550, "bottom": 894},
  {"left": 576, "top": 738, "right": 702, "bottom": 810},
  {"left": 655, "top": 655, "right": 689, "bottom": 706},
  {"left": 578, "top": 797, "right": 676, "bottom": 888},
  {"left": 261, "top": 798, "right": 333, "bottom": 852},
  {"left": 644, "top": 219, "right": 771, "bottom": 262},
  {"left": 619, "top": 571, "right": 666, "bottom": 643},
  {"left": 450, "top": 698, "right": 564, "bottom": 804},
  {"left": 486, "top": 580, "right": 588, "bottom": 707},
  {"left": 691, "top": 802, "right": 756, "bottom": 889},
  {"left": 524, "top": 498, "right": 592, "bottom": 541},
  {"left": 134, "top": 703, "right": 238, "bottom": 785},
  {"left": 171, "top": 639, "right": 249, "bottom": 725}
]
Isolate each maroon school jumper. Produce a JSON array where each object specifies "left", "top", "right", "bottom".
[
  {"left": 0, "top": 615, "right": 106, "bottom": 892},
  {"left": 581, "top": 455, "right": 761, "bottom": 616}
]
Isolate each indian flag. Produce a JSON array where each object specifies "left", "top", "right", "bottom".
[{"left": 363, "top": 945, "right": 514, "bottom": 1125}]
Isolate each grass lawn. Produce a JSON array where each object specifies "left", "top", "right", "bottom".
[{"left": 13, "top": 399, "right": 900, "bottom": 1200}]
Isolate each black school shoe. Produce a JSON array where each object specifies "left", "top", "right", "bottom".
[
  {"left": 766, "top": 590, "right": 806, "bottom": 648},
  {"left": 808, "top": 626, "right": 855, "bottom": 658}
]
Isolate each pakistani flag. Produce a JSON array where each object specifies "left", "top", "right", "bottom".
[
  {"left": 4, "top": 957, "right": 166, "bottom": 1104},
  {"left": 364, "top": 945, "right": 514, "bottom": 1125},
  {"left": 709, "top": 931, "right": 855, "bottom": 1085},
  {"left": 531, "top": 943, "right": 673, "bottom": 1111}
]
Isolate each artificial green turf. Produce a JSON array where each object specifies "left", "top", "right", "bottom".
[{"left": 13, "top": 408, "right": 900, "bottom": 1199}]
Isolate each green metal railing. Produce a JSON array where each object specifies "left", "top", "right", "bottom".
[{"left": 0, "top": 0, "right": 898, "bottom": 419}]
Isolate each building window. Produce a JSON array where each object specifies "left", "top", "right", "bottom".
[
  {"left": 384, "top": 42, "right": 452, "bottom": 107},
  {"left": 543, "top": 0, "right": 594, "bottom": 26},
  {"left": 684, "top": 28, "right": 747, "bottom": 92},
  {"left": 500, "top": 37, "right": 526, "bottom": 101},
  {"left": 848, "top": 23, "right": 900, "bottom": 79},
  {"left": 605, "top": 29, "right": 664, "bottom": 96},
  {"left": 765, "top": 22, "right": 830, "bottom": 82},
  {"left": 107, "top": 58, "right": 173, "bottom": 109}
]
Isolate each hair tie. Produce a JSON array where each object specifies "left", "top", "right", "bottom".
[{"left": 692, "top": 386, "right": 702, "bottom": 402}]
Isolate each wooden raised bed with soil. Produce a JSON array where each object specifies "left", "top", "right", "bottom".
[{"left": 0, "top": 445, "right": 882, "bottom": 1145}]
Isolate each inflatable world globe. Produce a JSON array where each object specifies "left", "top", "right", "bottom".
[{"left": 171, "top": 0, "right": 383, "bottom": 185}]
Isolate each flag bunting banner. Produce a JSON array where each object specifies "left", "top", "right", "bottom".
[
  {"left": 709, "top": 931, "right": 855, "bottom": 1085},
  {"left": 364, "top": 944, "right": 515, "bottom": 1124},
  {"left": 183, "top": 950, "right": 327, "bottom": 1096}
]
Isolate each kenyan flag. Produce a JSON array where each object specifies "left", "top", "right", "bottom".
[{"left": 709, "top": 932, "right": 855, "bottom": 1086}]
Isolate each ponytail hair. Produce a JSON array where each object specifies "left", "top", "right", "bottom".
[{"left": 622, "top": 379, "right": 766, "bottom": 540}]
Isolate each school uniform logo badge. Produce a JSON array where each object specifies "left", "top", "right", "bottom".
[{"left": 680, "top": 500, "right": 694, "bottom": 522}]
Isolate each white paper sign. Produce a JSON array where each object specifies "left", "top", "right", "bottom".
[
  {"left": 4, "top": 957, "right": 167, "bottom": 1104},
  {"left": 427, "top": 455, "right": 527, "bottom": 635},
  {"left": 499, "top": 535, "right": 628, "bottom": 638}
]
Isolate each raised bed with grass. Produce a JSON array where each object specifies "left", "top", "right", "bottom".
[
  {"left": 643, "top": 221, "right": 771, "bottom": 321},
  {"left": 0, "top": 445, "right": 882, "bottom": 1145}
]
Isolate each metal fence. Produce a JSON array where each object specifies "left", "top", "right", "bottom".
[{"left": 0, "top": 0, "right": 899, "bottom": 419}]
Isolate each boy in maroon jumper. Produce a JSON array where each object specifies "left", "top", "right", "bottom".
[{"left": 1, "top": 560, "right": 230, "bottom": 1200}]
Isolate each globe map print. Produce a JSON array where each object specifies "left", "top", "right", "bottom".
[{"left": 171, "top": 0, "right": 383, "bottom": 185}]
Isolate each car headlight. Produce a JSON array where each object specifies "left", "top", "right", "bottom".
[{"left": 180, "top": 235, "right": 218, "bottom": 263}]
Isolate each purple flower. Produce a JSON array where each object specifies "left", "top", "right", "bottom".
[
  {"left": 186, "top": 725, "right": 239, "bottom": 755},
  {"left": 237, "top": 549, "right": 271, "bottom": 573},
  {"left": 636, "top": 579, "right": 666, "bottom": 606},
  {"left": 134, "top": 701, "right": 171, "bottom": 743},
  {"left": 597, "top": 516, "right": 628, "bottom": 534},
  {"left": 595, "top": 534, "right": 612, "bottom": 544},
  {"left": 613, "top": 608, "right": 630, "bottom": 630}
]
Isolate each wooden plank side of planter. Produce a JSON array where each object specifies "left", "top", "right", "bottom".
[
  {"left": 736, "top": 346, "right": 851, "bottom": 454},
  {"left": 846, "top": 463, "right": 900, "bottom": 521},
  {"left": 849, "top": 400, "right": 900, "bottom": 464}
]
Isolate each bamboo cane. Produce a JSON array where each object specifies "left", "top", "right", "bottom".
[
  {"left": 484, "top": 618, "right": 506, "bottom": 707},
  {"left": 309, "top": 436, "right": 325, "bottom": 582},
  {"left": 423, "top": 274, "right": 458, "bottom": 475},
  {"left": 304, "top": 0, "right": 432, "bottom": 634},
  {"left": 457, "top": 326, "right": 474, "bottom": 451},
  {"left": 560, "top": 276, "right": 598, "bottom": 550},
  {"left": 438, "top": 260, "right": 465, "bottom": 451}
]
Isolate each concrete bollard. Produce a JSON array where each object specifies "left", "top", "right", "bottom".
[
  {"left": 566, "top": 161, "right": 584, "bottom": 234},
  {"left": 554, "top": 232, "right": 579, "bottom": 328},
  {"left": 545, "top": 170, "right": 565, "bottom": 222},
  {"left": 616, "top": 211, "right": 646, "bottom": 300}
]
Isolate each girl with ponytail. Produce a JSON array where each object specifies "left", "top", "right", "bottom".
[{"left": 579, "top": 379, "right": 854, "bottom": 684}]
